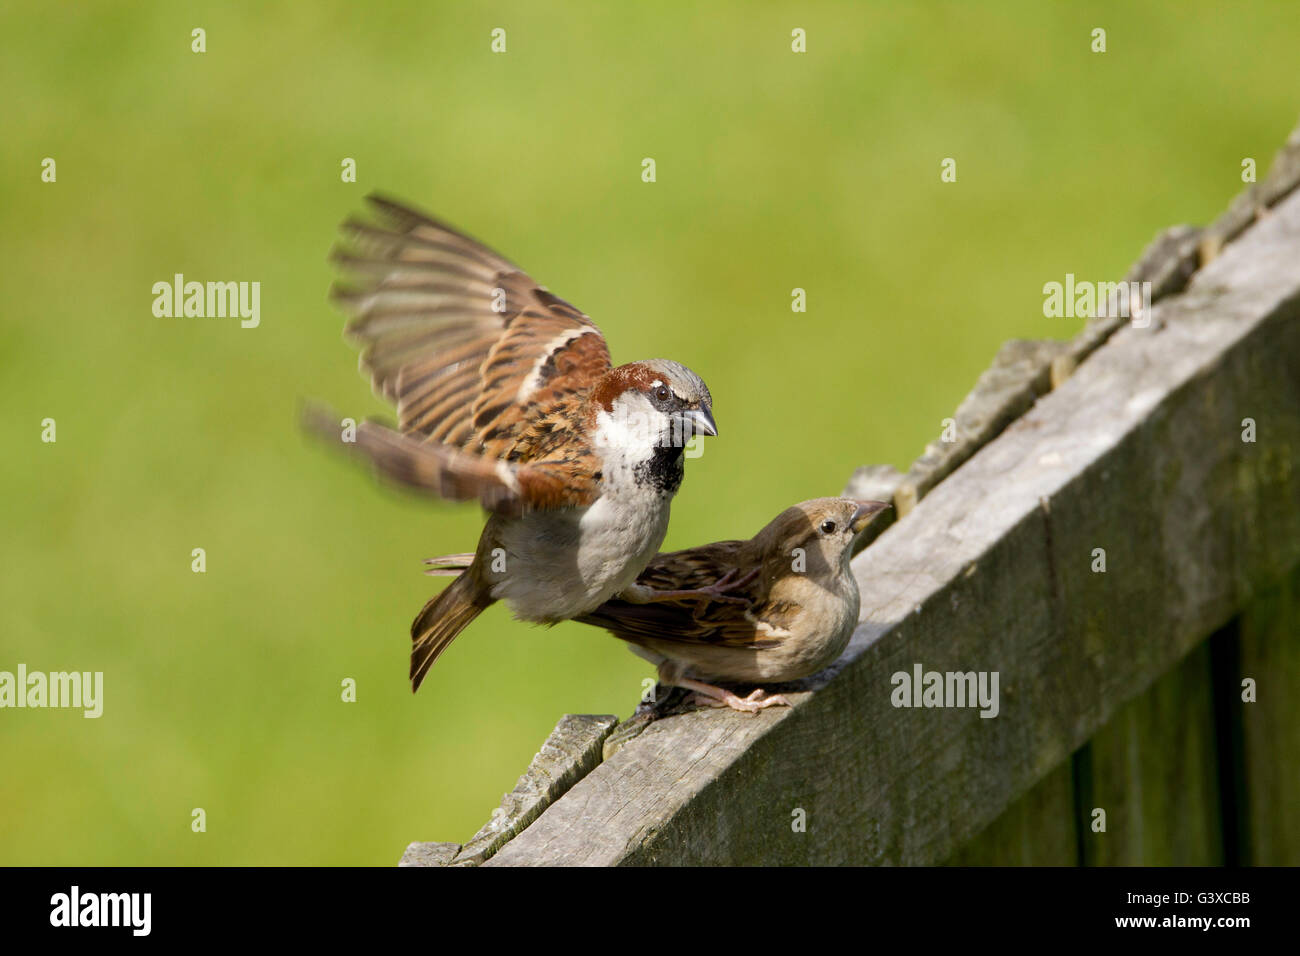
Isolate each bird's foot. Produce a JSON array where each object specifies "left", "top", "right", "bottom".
[{"left": 684, "top": 682, "right": 790, "bottom": 714}]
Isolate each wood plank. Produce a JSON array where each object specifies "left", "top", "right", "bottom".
[
  {"left": 893, "top": 124, "right": 1300, "bottom": 522},
  {"left": 399, "top": 842, "right": 460, "bottom": 867},
  {"left": 484, "top": 186, "right": 1300, "bottom": 866},
  {"left": 399, "top": 714, "right": 616, "bottom": 866},
  {"left": 1080, "top": 641, "right": 1223, "bottom": 865},
  {"left": 945, "top": 761, "right": 1077, "bottom": 866},
  {"left": 1237, "top": 564, "right": 1300, "bottom": 865},
  {"left": 894, "top": 339, "right": 1069, "bottom": 516}
]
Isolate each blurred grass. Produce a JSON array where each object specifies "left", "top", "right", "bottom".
[{"left": 0, "top": 1, "right": 1295, "bottom": 864}]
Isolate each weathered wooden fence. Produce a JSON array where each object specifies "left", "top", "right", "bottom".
[{"left": 401, "top": 122, "right": 1300, "bottom": 867}]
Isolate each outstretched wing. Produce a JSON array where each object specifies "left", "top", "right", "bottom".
[
  {"left": 315, "top": 195, "right": 612, "bottom": 512},
  {"left": 332, "top": 194, "right": 612, "bottom": 460}
]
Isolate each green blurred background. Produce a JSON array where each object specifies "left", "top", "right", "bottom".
[{"left": 2, "top": 2, "right": 1296, "bottom": 864}]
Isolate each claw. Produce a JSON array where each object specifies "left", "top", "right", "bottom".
[{"left": 682, "top": 683, "right": 791, "bottom": 714}]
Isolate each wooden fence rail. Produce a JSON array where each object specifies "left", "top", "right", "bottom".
[{"left": 401, "top": 122, "right": 1300, "bottom": 867}]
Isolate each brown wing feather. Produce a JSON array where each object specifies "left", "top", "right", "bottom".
[
  {"left": 576, "top": 541, "right": 785, "bottom": 650},
  {"left": 631, "top": 542, "right": 750, "bottom": 592},
  {"left": 302, "top": 404, "right": 600, "bottom": 514},
  {"left": 332, "top": 195, "right": 612, "bottom": 461}
]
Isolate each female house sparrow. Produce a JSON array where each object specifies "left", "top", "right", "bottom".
[
  {"left": 574, "top": 497, "right": 889, "bottom": 712},
  {"left": 311, "top": 195, "right": 720, "bottom": 691}
]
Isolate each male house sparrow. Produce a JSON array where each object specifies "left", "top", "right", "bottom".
[
  {"left": 577, "top": 497, "right": 888, "bottom": 711},
  {"left": 309, "top": 196, "right": 721, "bottom": 691}
]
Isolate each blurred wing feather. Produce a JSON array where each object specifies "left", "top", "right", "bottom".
[
  {"left": 332, "top": 194, "right": 613, "bottom": 461},
  {"left": 303, "top": 405, "right": 599, "bottom": 514}
]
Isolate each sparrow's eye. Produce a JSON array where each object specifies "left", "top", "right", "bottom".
[
  {"left": 820, "top": 519, "right": 837, "bottom": 535},
  {"left": 654, "top": 385, "right": 671, "bottom": 403}
]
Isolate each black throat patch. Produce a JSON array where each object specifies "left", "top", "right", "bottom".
[{"left": 634, "top": 442, "right": 685, "bottom": 496}]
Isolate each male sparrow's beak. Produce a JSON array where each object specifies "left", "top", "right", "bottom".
[
  {"left": 850, "top": 500, "right": 891, "bottom": 532},
  {"left": 684, "top": 405, "right": 719, "bottom": 438}
]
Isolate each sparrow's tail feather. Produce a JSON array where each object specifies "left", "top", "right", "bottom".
[
  {"left": 410, "top": 573, "right": 491, "bottom": 692},
  {"left": 422, "top": 552, "right": 476, "bottom": 576}
]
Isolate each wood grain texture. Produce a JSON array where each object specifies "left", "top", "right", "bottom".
[
  {"left": 450, "top": 713, "right": 616, "bottom": 866},
  {"left": 399, "top": 841, "right": 461, "bottom": 867},
  {"left": 1080, "top": 642, "right": 1224, "bottom": 865},
  {"left": 945, "top": 761, "right": 1078, "bottom": 866},
  {"left": 896, "top": 121, "right": 1300, "bottom": 520},
  {"left": 483, "top": 187, "right": 1300, "bottom": 866},
  {"left": 894, "top": 338, "right": 1069, "bottom": 516},
  {"left": 1237, "top": 564, "right": 1300, "bottom": 865},
  {"left": 399, "top": 714, "right": 616, "bottom": 866}
]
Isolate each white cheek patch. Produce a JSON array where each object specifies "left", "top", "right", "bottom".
[{"left": 595, "top": 393, "right": 665, "bottom": 454}]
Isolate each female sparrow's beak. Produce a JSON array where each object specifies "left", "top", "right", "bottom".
[
  {"left": 850, "top": 500, "right": 891, "bottom": 532},
  {"left": 684, "top": 405, "right": 719, "bottom": 438}
]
